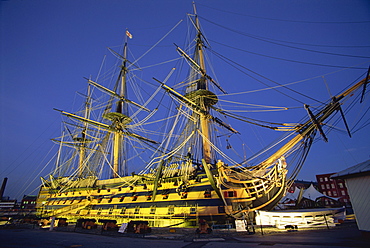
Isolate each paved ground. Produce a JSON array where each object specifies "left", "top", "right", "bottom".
[{"left": 1, "top": 221, "right": 368, "bottom": 247}]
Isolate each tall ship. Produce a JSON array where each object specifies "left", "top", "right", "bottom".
[{"left": 36, "top": 5, "right": 369, "bottom": 228}]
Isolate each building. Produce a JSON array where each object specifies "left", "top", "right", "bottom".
[
  {"left": 331, "top": 159, "right": 370, "bottom": 236},
  {"left": 20, "top": 195, "right": 37, "bottom": 210},
  {"left": 0, "top": 200, "right": 17, "bottom": 209},
  {"left": 316, "top": 173, "right": 350, "bottom": 207}
]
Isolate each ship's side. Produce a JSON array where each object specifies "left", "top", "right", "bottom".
[
  {"left": 36, "top": 157, "right": 288, "bottom": 227},
  {"left": 37, "top": 175, "right": 231, "bottom": 227}
]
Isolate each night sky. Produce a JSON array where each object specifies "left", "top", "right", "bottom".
[{"left": 1, "top": 0, "right": 369, "bottom": 201}]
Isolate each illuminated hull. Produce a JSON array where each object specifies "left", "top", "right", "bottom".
[{"left": 36, "top": 169, "right": 287, "bottom": 227}]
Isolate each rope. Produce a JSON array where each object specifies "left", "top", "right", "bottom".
[
  {"left": 129, "top": 19, "right": 183, "bottom": 68},
  {"left": 197, "top": 130, "right": 238, "bottom": 165},
  {"left": 139, "top": 131, "right": 195, "bottom": 174},
  {"left": 210, "top": 48, "right": 324, "bottom": 105}
]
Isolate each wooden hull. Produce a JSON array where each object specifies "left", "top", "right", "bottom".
[{"left": 36, "top": 171, "right": 287, "bottom": 227}]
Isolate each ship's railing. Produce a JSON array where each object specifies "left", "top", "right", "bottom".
[{"left": 220, "top": 161, "right": 286, "bottom": 200}]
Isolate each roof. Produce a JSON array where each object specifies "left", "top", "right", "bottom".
[
  {"left": 331, "top": 159, "right": 370, "bottom": 179},
  {"left": 302, "top": 184, "right": 339, "bottom": 201},
  {"left": 281, "top": 184, "right": 338, "bottom": 202},
  {"left": 22, "top": 195, "right": 37, "bottom": 200}
]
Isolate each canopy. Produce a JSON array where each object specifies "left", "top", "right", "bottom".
[{"left": 302, "top": 184, "right": 339, "bottom": 201}]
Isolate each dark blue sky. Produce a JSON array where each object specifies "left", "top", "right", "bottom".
[{"left": 1, "top": 0, "right": 369, "bottom": 201}]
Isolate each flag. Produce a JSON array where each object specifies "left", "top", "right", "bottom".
[{"left": 126, "top": 30, "right": 133, "bottom": 39}]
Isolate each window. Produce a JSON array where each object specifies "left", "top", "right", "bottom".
[
  {"left": 338, "top": 183, "right": 344, "bottom": 188},
  {"left": 134, "top": 206, "right": 140, "bottom": 214},
  {"left": 108, "top": 208, "right": 113, "bottom": 215},
  {"left": 168, "top": 205, "right": 175, "bottom": 215},
  {"left": 204, "top": 189, "right": 211, "bottom": 198},
  {"left": 331, "top": 184, "right": 335, "bottom": 189},
  {"left": 327, "top": 191, "right": 332, "bottom": 196},
  {"left": 326, "top": 184, "right": 330, "bottom": 189},
  {"left": 218, "top": 206, "right": 225, "bottom": 213},
  {"left": 333, "top": 191, "right": 337, "bottom": 196},
  {"left": 341, "top": 190, "right": 346, "bottom": 196},
  {"left": 162, "top": 189, "right": 170, "bottom": 199},
  {"left": 150, "top": 206, "right": 156, "bottom": 214},
  {"left": 321, "top": 185, "right": 325, "bottom": 189},
  {"left": 324, "top": 177, "right": 328, "bottom": 182},
  {"left": 120, "top": 207, "right": 126, "bottom": 214},
  {"left": 181, "top": 192, "right": 188, "bottom": 199},
  {"left": 224, "top": 191, "right": 237, "bottom": 197},
  {"left": 319, "top": 178, "right": 323, "bottom": 182},
  {"left": 190, "top": 207, "right": 196, "bottom": 214}
]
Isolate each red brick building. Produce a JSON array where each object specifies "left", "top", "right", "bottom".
[{"left": 316, "top": 173, "right": 351, "bottom": 207}]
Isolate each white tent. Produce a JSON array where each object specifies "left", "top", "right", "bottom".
[
  {"left": 302, "top": 184, "right": 339, "bottom": 201},
  {"left": 283, "top": 187, "right": 300, "bottom": 201},
  {"left": 276, "top": 187, "right": 302, "bottom": 209},
  {"left": 277, "top": 184, "right": 339, "bottom": 209}
]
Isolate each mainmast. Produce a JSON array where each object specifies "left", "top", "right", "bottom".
[{"left": 191, "top": 4, "right": 213, "bottom": 164}]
